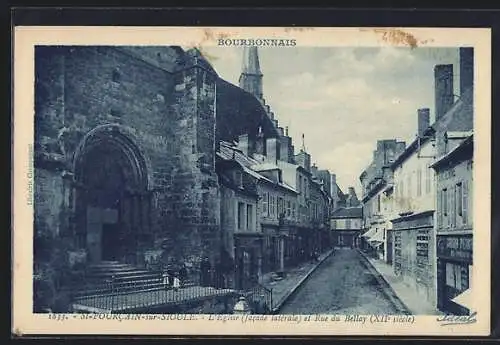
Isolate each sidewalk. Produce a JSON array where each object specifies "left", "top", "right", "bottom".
[
  {"left": 261, "top": 249, "right": 334, "bottom": 313},
  {"left": 358, "top": 250, "right": 440, "bottom": 315}
]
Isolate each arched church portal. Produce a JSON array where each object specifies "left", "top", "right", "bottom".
[{"left": 73, "top": 126, "right": 152, "bottom": 264}]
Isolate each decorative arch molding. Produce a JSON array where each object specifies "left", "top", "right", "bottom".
[{"left": 72, "top": 124, "right": 152, "bottom": 191}]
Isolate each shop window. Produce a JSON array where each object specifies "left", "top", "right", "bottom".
[
  {"left": 445, "top": 262, "right": 469, "bottom": 292},
  {"left": 346, "top": 219, "right": 351, "bottom": 229}
]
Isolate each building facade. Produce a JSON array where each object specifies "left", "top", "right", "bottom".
[
  {"left": 217, "top": 159, "right": 261, "bottom": 290},
  {"left": 391, "top": 118, "right": 437, "bottom": 308},
  {"left": 330, "top": 207, "right": 363, "bottom": 248},
  {"left": 359, "top": 139, "right": 405, "bottom": 260},
  {"left": 33, "top": 45, "right": 281, "bottom": 311},
  {"left": 34, "top": 44, "right": 341, "bottom": 311},
  {"left": 430, "top": 47, "right": 474, "bottom": 315}
]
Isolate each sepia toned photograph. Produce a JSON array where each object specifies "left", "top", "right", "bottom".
[{"left": 12, "top": 26, "right": 491, "bottom": 336}]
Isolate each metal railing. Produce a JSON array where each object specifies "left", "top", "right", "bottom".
[
  {"left": 243, "top": 283, "right": 273, "bottom": 314},
  {"left": 69, "top": 278, "right": 236, "bottom": 313}
]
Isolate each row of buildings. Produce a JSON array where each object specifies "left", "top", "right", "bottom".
[
  {"left": 216, "top": 47, "right": 347, "bottom": 289},
  {"left": 358, "top": 47, "right": 474, "bottom": 315},
  {"left": 33, "top": 44, "right": 350, "bottom": 311}
]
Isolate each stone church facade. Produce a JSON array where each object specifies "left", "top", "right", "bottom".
[{"left": 33, "top": 45, "right": 278, "bottom": 311}]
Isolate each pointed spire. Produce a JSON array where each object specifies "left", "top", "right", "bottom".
[
  {"left": 241, "top": 47, "right": 262, "bottom": 75},
  {"left": 239, "top": 47, "right": 263, "bottom": 100}
]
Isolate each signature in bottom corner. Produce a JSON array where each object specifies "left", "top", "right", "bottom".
[{"left": 436, "top": 311, "right": 477, "bottom": 326}]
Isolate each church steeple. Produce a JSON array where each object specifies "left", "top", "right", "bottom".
[{"left": 239, "top": 47, "right": 263, "bottom": 100}]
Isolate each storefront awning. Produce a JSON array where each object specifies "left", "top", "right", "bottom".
[
  {"left": 368, "top": 228, "right": 384, "bottom": 243},
  {"left": 361, "top": 227, "right": 376, "bottom": 238}
]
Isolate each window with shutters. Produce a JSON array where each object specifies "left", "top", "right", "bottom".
[
  {"left": 247, "top": 204, "right": 253, "bottom": 231},
  {"left": 442, "top": 188, "right": 448, "bottom": 217},
  {"left": 262, "top": 192, "right": 269, "bottom": 216},
  {"left": 238, "top": 202, "right": 245, "bottom": 230},
  {"left": 463, "top": 181, "right": 469, "bottom": 225},
  {"left": 456, "top": 182, "right": 463, "bottom": 218},
  {"left": 417, "top": 167, "right": 422, "bottom": 196},
  {"left": 451, "top": 184, "right": 456, "bottom": 228},
  {"left": 425, "top": 164, "right": 431, "bottom": 194}
]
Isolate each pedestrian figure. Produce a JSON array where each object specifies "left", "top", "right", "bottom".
[
  {"left": 172, "top": 275, "right": 180, "bottom": 291},
  {"left": 200, "top": 257, "right": 211, "bottom": 287},
  {"left": 178, "top": 264, "right": 188, "bottom": 287},
  {"left": 166, "top": 264, "right": 175, "bottom": 287},
  {"left": 162, "top": 271, "right": 169, "bottom": 291}
]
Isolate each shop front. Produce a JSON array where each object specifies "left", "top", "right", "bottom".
[
  {"left": 234, "top": 234, "right": 263, "bottom": 290},
  {"left": 436, "top": 234, "right": 473, "bottom": 315},
  {"left": 391, "top": 210, "right": 436, "bottom": 306}
]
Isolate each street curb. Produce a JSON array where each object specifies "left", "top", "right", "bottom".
[
  {"left": 272, "top": 249, "right": 335, "bottom": 314},
  {"left": 357, "top": 250, "right": 412, "bottom": 315}
]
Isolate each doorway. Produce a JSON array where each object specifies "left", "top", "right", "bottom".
[
  {"left": 73, "top": 126, "right": 150, "bottom": 265},
  {"left": 101, "top": 223, "right": 120, "bottom": 261}
]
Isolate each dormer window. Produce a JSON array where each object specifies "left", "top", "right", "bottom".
[{"left": 234, "top": 170, "right": 243, "bottom": 188}]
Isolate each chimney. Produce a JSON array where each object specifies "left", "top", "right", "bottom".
[
  {"left": 295, "top": 151, "right": 311, "bottom": 172},
  {"left": 237, "top": 134, "right": 249, "bottom": 156},
  {"left": 255, "top": 132, "right": 265, "bottom": 156},
  {"left": 434, "top": 64, "right": 454, "bottom": 121},
  {"left": 285, "top": 126, "right": 289, "bottom": 136},
  {"left": 417, "top": 108, "right": 430, "bottom": 137},
  {"left": 278, "top": 127, "right": 284, "bottom": 136},
  {"left": 279, "top": 135, "right": 292, "bottom": 163},
  {"left": 266, "top": 137, "right": 280, "bottom": 163},
  {"left": 396, "top": 141, "right": 406, "bottom": 156},
  {"left": 460, "top": 47, "right": 474, "bottom": 96}
]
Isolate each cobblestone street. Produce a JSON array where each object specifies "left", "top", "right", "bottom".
[{"left": 279, "top": 249, "right": 402, "bottom": 314}]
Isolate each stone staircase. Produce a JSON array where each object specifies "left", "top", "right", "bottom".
[{"left": 76, "top": 261, "right": 165, "bottom": 297}]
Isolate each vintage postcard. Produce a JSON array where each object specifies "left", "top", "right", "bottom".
[{"left": 12, "top": 26, "right": 491, "bottom": 336}]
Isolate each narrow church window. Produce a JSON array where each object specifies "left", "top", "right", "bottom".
[{"left": 112, "top": 69, "right": 121, "bottom": 83}]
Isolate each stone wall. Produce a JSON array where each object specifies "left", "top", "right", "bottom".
[{"left": 33, "top": 46, "right": 227, "bottom": 310}]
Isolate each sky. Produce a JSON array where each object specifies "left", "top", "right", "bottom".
[{"left": 202, "top": 46, "right": 461, "bottom": 194}]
